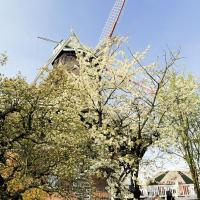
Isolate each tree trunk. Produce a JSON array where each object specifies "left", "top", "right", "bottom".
[
  {"left": 190, "top": 166, "right": 200, "bottom": 199},
  {"left": 0, "top": 175, "right": 10, "bottom": 200},
  {"left": 131, "top": 160, "right": 141, "bottom": 200},
  {"left": 185, "top": 139, "right": 200, "bottom": 199}
]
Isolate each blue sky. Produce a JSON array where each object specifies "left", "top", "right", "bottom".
[{"left": 0, "top": 0, "right": 200, "bottom": 81}]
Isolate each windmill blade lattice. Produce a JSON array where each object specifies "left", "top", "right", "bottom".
[{"left": 99, "top": 0, "right": 126, "bottom": 42}]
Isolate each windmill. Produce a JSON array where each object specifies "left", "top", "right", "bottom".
[{"left": 33, "top": 0, "right": 126, "bottom": 83}]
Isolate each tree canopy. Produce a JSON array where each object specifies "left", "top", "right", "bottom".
[
  {"left": 1, "top": 38, "right": 199, "bottom": 200},
  {"left": 160, "top": 73, "right": 200, "bottom": 199},
  {"left": 0, "top": 66, "right": 90, "bottom": 199}
]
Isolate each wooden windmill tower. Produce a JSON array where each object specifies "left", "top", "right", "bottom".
[{"left": 34, "top": 0, "right": 126, "bottom": 83}]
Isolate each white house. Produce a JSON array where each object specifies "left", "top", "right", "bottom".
[{"left": 141, "top": 171, "right": 197, "bottom": 199}]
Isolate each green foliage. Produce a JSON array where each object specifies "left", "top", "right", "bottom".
[
  {"left": 160, "top": 73, "right": 200, "bottom": 198},
  {"left": 0, "top": 66, "right": 90, "bottom": 198}
]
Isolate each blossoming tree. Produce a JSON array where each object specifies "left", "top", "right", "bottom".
[
  {"left": 160, "top": 74, "right": 200, "bottom": 199},
  {"left": 71, "top": 38, "right": 180, "bottom": 199}
]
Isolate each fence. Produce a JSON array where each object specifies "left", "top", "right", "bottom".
[{"left": 141, "top": 183, "right": 197, "bottom": 199}]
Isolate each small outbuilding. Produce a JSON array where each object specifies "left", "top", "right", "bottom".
[{"left": 141, "top": 170, "right": 197, "bottom": 199}]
